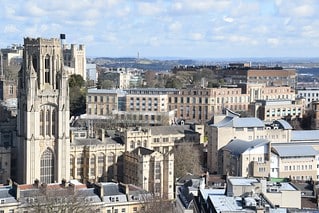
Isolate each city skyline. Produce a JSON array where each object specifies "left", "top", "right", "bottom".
[{"left": 0, "top": 0, "right": 319, "bottom": 59}]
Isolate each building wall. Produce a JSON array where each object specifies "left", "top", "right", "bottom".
[
  {"left": 207, "top": 123, "right": 290, "bottom": 174},
  {"left": 123, "top": 150, "right": 174, "bottom": 199},
  {"left": 17, "top": 37, "right": 70, "bottom": 184},
  {"left": 276, "top": 155, "right": 318, "bottom": 181},
  {"left": 249, "top": 99, "right": 304, "bottom": 121},
  {"left": 297, "top": 88, "right": 319, "bottom": 108},
  {"left": 63, "top": 44, "right": 86, "bottom": 80},
  {"left": 264, "top": 190, "right": 301, "bottom": 209}
]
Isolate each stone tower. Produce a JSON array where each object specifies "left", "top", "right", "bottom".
[{"left": 17, "top": 37, "right": 70, "bottom": 184}]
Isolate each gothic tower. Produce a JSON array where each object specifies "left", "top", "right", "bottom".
[{"left": 17, "top": 37, "right": 70, "bottom": 184}]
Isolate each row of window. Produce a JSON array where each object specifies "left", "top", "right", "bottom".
[{"left": 284, "top": 164, "right": 313, "bottom": 171}]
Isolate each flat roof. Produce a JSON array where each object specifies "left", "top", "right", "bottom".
[{"left": 228, "top": 178, "right": 259, "bottom": 186}]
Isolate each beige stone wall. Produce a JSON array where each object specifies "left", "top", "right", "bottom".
[
  {"left": 278, "top": 156, "right": 317, "bottom": 181},
  {"left": 264, "top": 190, "right": 301, "bottom": 209}
]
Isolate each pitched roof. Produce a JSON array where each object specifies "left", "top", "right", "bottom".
[
  {"left": 131, "top": 147, "right": 154, "bottom": 156},
  {"left": 272, "top": 145, "right": 319, "bottom": 157},
  {"left": 222, "top": 139, "right": 269, "bottom": 156},
  {"left": 213, "top": 116, "right": 264, "bottom": 128},
  {"left": 149, "top": 125, "right": 195, "bottom": 135},
  {"left": 291, "top": 130, "right": 319, "bottom": 141},
  {"left": 274, "top": 119, "right": 293, "bottom": 130}
]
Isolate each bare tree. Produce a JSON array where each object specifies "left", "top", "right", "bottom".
[
  {"left": 139, "top": 194, "right": 174, "bottom": 213},
  {"left": 21, "top": 186, "right": 100, "bottom": 213},
  {"left": 174, "top": 143, "right": 203, "bottom": 179}
]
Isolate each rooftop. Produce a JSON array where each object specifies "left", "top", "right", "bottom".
[{"left": 272, "top": 145, "right": 319, "bottom": 157}]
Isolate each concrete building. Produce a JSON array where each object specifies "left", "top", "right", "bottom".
[
  {"left": 17, "top": 37, "right": 70, "bottom": 184},
  {"left": 123, "top": 147, "right": 174, "bottom": 199},
  {"left": 99, "top": 68, "right": 144, "bottom": 89},
  {"left": 297, "top": 88, "right": 319, "bottom": 108},
  {"left": 63, "top": 44, "right": 86, "bottom": 80},
  {"left": 120, "top": 124, "right": 204, "bottom": 154},
  {"left": 86, "top": 63, "right": 98, "bottom": 84},
  {"left": 223, "top": 66, "right": 297, "bottom": 88},
  {"left": 220, "top": 139, "right": 270, "bottom": 177},
  {"left": 86, "top": 88, "right": 179, "bottom": 125},
  {"left": 168, "top": 87, "right": 250, "bottom": 123},
  {"left": 249, "top": 99, "right": 305, "bottom": 121},
  {"left": 207, "top": 109, "right": 292, "bottom": 174},
  {"left": 271, "top": 144, "right": 319, "bottom": 181}
]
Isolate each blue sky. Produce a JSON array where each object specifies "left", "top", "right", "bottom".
[{"left": 0, "top": 0, "right": 318, "bottom": 58}]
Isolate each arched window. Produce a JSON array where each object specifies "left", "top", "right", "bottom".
[
  {"left": 40, "top": 110, "right": 44, "bottom": 136},
  {"left": 98, "top": 154, "right": 105, "bottom": 176},
  {"left": 130, "top": 141, "right": 135, "bottom": 149},
  {"left": 51, "top": 109, "right": 56, "bottom": 136},
  {"left": 90, "top": 155, "right": 96, "bottom": 176},
  {"left": 46, "top": 110, "right": 50, "bottom": 136},
  {"left": 45, "top": 55, "right": 50, "bottom": 83},
  {"left": 32, "top": 55, "right": 38, "bottom": 72},
  {"left": 107, "top": 153, "right": 114, "bottom": 164},
  {"left": 40, "top": 148, "right": 54, "bottom": 183},
  {"left": 70, "top": 155, "right": 75, "bottom": 179}
]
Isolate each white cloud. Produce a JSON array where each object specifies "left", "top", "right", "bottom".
[
  {"left": 3, "top": 24, "right": 19, "bottom": 33},
  {"left": 148, "top": 36, "right": 160, "bottom": 46},
  {"left": 138, "top": 2, "right": 164, "bottom": 16},
  {"left": 169, "top": 21, "right": 182, "bottom": 32},
  {"left": 292, "top": 4, "right": 315, "bottom": 17},
  {"left": 190, "top": 33, "right": 204, "bottom": 41},
  {"left": 223, "top": 16, "right": 234, "bottom": 23},
  {"left": 267, "top": 38, "right": 280, "bottom": 47}
]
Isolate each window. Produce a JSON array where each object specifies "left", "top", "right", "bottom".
[
  {"left": 40, "top": 148, "right": 54, "bottom": 183},
  {"left": 44, "top": 55, "right": 50, "bottom": 83}
]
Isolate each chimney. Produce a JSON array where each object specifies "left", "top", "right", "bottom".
[
  {"left": 6, "top": 179, "right": 13, "bottom": 187},
  {"left": 33, "top": 179, "right": 40, "bottom": 188},
  {"left": 61, "top": 178, "right": 68, "bottom": 187}
]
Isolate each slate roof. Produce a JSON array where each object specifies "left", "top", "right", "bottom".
[
  {"left": 0, "top": 187, "right": 17, "bottom": 204},
  {"left": 272, "top": 145, "right": 319, "bottom": 157},
  {"left": 222, "top": 139, "right": 269, "bottom": 156},
  {"left": 131, "top": 147, "right": 154, "bottom": 156},
  {"left": 213, "top": 116, "right": 264, "bottom": 128},
  {"left": 72, "top": 137, "right": 121, "bottom": 146},
  {"left": 291, "top": 130, "right": 319, "bottom": 141},
  {"left": 101, "top": 183, "right": 125, "bottom": 196},
  {"left": 149, "top": 125, "right": 196, "bottom": 135},
  {"left": 274, "top": 119, "right": 293, "bottom": 130}
]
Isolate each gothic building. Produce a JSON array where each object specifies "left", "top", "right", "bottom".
[{"left": 17, "top": 37, "right": 70, "bottom": 184}]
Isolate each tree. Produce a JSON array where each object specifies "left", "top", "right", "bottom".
[
  {"left": 174, "top": 143, "right": 203, "bottom": 179},
  {"left": 99, "top": 79, "right": 115, "bottom": 89},
  {"left": 139, "top": 193, "right": 174, "bottom": 213},
  {"left": 22, "top": 185, "right": 99, "bottom": 213},
  {"left": 69, "top": 74, "right": 86, "bottom": 117},
  {"left": 165, "top": 76, "right": 183, "bottom": 88}
]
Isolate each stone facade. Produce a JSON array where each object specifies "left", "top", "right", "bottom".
[{"left": 17, "top": 37, "right": 70, "bottom": 184}]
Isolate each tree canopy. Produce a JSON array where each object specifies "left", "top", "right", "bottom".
[{"left": 69, "top": 74, "right": 86, "bottom": 117}]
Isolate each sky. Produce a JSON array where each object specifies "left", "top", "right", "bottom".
[{"left": 0, "top": 0, "right": 319, "bottom": 59}]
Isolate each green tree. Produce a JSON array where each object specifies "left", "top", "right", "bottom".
[
  {"left": 165, "top": 76, "right": 183, "bottom": 89},
  {"left": 69, "top": 74, "right": 86, "bottom": 117},
  {"left": 99, "top": 79, "right": 115, "bottom": 89}
]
